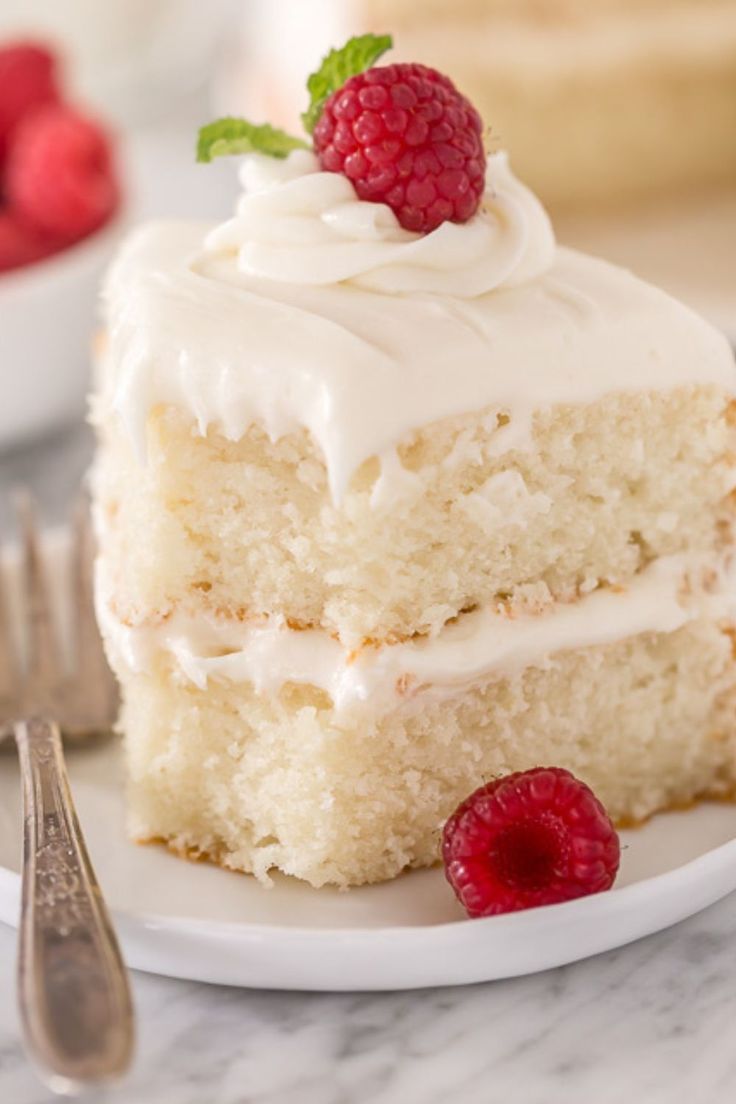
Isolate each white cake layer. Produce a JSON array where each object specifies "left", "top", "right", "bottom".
[{"left": 120, "top": 617, "right": 736, "bottom": 886}]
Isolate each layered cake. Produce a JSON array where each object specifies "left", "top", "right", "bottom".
[
  {"left": 243, "top": 0, "right": 736, "bottom": 210},
  {"left": 92, "top": 41, "right": 736, "bottom": 889}
]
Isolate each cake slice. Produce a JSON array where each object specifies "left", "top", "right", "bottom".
[{"left": 92, "top": 40, "right": 736, "bottom": 888}]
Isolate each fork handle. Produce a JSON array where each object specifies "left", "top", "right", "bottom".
[{"left": 16, "top": 717, "right": 134, "bottom": 1090}]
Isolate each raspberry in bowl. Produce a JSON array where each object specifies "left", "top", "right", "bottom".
[{"left": 0, "top": 41, "right": 122, "bottom": 446}]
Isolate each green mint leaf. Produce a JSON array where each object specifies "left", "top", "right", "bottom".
[
  {"left": 196, "top": 118, "right": 310, "bottom": 163},
  {"left": 301, "top": 33, "right": 393, "bottom": 135}
]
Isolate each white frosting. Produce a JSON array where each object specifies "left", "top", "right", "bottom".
[
  {"left": 98, "top": 555, "right": 736, "bottom": 721},
  {"left": 204, "top": 150, "right": 555, "bottom": 297},
  {"left": 99, "top": 151, "right": 736, "bottom": 502}
]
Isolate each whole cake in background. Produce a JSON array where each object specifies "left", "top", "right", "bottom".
[
  {"left": 91, "top": 35, "right": 736, "bottom": 891},
  {"left": 241, "top": 0, "right": 736, "bottom": 211}
]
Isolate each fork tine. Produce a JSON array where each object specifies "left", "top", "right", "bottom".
[
  {"left": 71, "top": 495, "right": 118, "bottom": 715},
  {"left": 14, "top": 490, "right": 63, "bottom": 693},
  {"left": 0, "top": 541, "right": 20, "bottom": 705}
]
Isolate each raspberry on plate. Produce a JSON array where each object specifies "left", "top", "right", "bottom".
[
  {"left": 442, "top": 767, "right": 620, "bottom": 918},
  {"left": 0, "top": 211, "right": 57, "bottom": 273},
  {"left": 0, "top": 43, "right": 58, "bottom": 162},
  {"left": 313, "top": 62, "right": 485, "bottom": 233},
  {"left": 7, "top": 104, "right": 119, "bottom": 245}
]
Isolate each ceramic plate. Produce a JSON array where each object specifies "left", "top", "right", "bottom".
[{"left": 1, "top": 737, "right": 736, "bottom": 990}]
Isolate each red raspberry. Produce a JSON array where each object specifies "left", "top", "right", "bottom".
[
  {"left": 442, "top": 767, "right": 620, "bottom": 918},
  {"left": 313, "top": 62, "right": 485, "bottom": 234},
  {"left": 0, "top": 210, "right": 58, "bottom": 273},
  {"left": 0, "top": 43, "right": 58, "bottom": 162},
  {"left": 7, "top": 104, "right": 119, "bottom": 245}
]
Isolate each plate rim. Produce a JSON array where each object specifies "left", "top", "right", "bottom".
[{"left": 2, "top": 818, "right": 736, "bottom": 989}]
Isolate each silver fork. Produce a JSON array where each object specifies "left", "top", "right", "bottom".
[{"left": 1, "top": 492, "right": 134, "bottom": 1093}]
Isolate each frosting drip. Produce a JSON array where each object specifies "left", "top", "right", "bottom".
[
  {"left": 98, "top": 555, "right": 736, "bottom": 722},
  {"left": 204, "top": 150, "right": 556, "bottom": 297},
  {"left": 99, "top": 152, "right": 736, "bottom": 503}
]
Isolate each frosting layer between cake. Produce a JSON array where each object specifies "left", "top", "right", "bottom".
[
  {"left": 99, "top": 152, "right": 736, "bottom": 502},
  {"left": 98, "top": 554, "right": 736, "bottom": 720}
]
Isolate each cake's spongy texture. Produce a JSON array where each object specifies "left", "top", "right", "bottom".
[
  {"left": 120, "top": 619, "right": 736, "bottom": 888},
  {"left": 94, "top": 386, "right": 735, "bottom": 647}
]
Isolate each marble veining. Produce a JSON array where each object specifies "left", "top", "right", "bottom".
[{"left": 2, "top": 893, "right": 736, "bottom": 1104}]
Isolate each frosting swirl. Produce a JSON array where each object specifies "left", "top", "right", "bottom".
[{"left": 204, "top": 149, "right": 555, "bottom": 297}]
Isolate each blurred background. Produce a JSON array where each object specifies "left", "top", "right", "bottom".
[{"left": 1, "top": 0, "right": 735, "bottom": 530}]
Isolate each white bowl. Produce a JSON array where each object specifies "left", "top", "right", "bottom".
[{"left": 0, "top": 216, "right": 123, "bottom": 449}]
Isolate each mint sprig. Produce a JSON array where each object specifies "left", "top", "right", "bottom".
[
  {"left": 196, "top": 118, "right": 309, "bottom": 163},
  {"left": 301, "top": 33, "right": 393, "bottom": 135},
  {"left": 197, "top": 33, "right": 393, "bottom": 165}
]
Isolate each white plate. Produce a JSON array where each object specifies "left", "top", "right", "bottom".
[{"left": 1, "top": 738, "right": 736, "bottom": 990}]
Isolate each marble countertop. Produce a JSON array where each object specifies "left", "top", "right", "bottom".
[{"left": 1, "top": 891, "right": 736, "bottom": 1104}]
